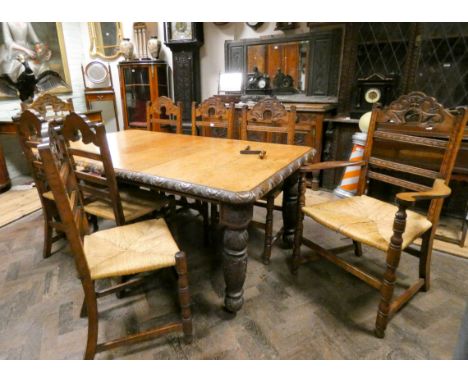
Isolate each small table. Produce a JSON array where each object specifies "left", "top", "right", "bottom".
[{"left": 73, "top": 130, "right": 313, "bottom": 312}]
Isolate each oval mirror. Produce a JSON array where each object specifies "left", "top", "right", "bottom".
[{"left": 88, "top": 22, "right": 123, "bottom": 60}]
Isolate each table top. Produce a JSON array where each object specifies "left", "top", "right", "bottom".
[{"left": 73, "top": 130, "right": 314, "bottom": 204}]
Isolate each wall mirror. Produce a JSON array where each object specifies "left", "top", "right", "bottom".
[
  {"left": 88, "top": 22, "right": 123, "bottom": 60},
  {"left": 225, "top": 25, "right": 344, "bottom": 99}
]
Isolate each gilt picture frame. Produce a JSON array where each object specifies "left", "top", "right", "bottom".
[{"left": 0, "top": 22, "right": 72, "bottom": 99}]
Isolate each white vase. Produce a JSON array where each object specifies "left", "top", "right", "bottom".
[
  {"left": 147, "top": 36, "right": 161, "bottom": 60},
  {"left": 120, "top": 38, "right": 134, "bottom": 60}
]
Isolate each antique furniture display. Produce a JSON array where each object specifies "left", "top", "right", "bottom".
[
  {"left": 88, "top": 22, "right": 123, "bottom": 60},
  {"left": 37, "top": 139, "right": 192, "bottom": 360},
  {"left": 147, "top": 96, "right": 183, "bottom": 134},
  {"left": 69, "top": 129, "right": 314, "bottom": 313},
  {"left": 118, "top": 60, "right": 168, "bottom": 130},
  {"left": 225, "top": 26, "right": 343, "bottom": 98},
  {"left": 191, "top": 96, "right": 235, "bottom": 139},
  {"left": 81, "top": 61, "right": 120, "bottom": 131},
  {"left": 292, "top": 92, "right": 468, "bottom": 338},
  {"left": 241, "top": 98, "right": 302, "bottom": 264},
  {"left": 164, "top": 22, "right": 204, "bottom": 121},
  {"left": 17, "top": 110, "right": 65, "bottom": 258},
  {"left": 59, "top": 113, "right": 168, "bottom": 227}
]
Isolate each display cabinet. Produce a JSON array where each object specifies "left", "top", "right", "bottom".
[{"left": 118, "top": 60, "right": 168, "bottom": 130}]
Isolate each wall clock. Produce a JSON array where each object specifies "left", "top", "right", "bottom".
[{"left": 351, "top": 73, "right": 396, "bottom": 118}]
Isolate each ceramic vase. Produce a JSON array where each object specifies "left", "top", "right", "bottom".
[
  {"left": 147, "top": 36, "right": 161, "bottom": 60},
  {"left": 120, "top": 38, "right": 134, "bottom": 60}
]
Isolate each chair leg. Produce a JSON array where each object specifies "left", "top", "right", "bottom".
[
  {"left": 262, "top": 194, "right": 275, "bottom": 265},
  {"left": 202, "top": 202, "right": 210, "bottom": 246},
  {"left": 83, "top": 280, "right": 98, "bottom": 360},
  {"left": 375, "top": 204, "right": 407, "bottom": 338},
  {"left": 43, "top": 217, "right": 53, "bottom": 259},
  {"left": 291, "top": 173, "right": 306, "bottom": 274},
  {"left": 88, "top": 214, "right": 98, "bottom": 232},
  {"left": 419, "top": 229, "right": 434, "bottom": 292},
  {"left": 210, "top": 203, "right": 219, "bottom": 228},
  {"left": 175, "top": 252, "right": 193, "bottom": 344},
  {"left": 353, "top": 241, "right": 363, "bottom": 257}
]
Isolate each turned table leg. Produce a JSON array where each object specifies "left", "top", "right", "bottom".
[
  {"left": 282, "top": 171, "right": 300, "bottom": 248},
  {"left": 219, "top": 203, "right": 253, "bottom": 313}
]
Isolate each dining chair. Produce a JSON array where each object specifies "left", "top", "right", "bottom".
[
  {"left": 37, "top": 140, "right": 192, "bottom": 359},
  {"left": 17, "top": 110, "right": 66, "bottom": 258},
  {"left": 191, "top": 96, "right": 236, "bottom": 139},
  {"left": 292, "top": 92, "right": 468, "bottom": 338},
  {"left": 146, "top": 96, "right": 183, "bottom": 134},
  {"left": 57, "top": 112, "right": 168, "bottom": 227},
  {"left": 241, "top": 97, "right": 310, "bottom": 264},
  {"left": 191, "top": 96, "right": 237, "bottom": 234}
]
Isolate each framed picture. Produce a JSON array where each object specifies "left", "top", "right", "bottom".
[{"left": 0, "top": 22, "right": 72, "bottom": 99}]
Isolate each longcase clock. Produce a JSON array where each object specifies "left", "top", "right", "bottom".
[{"left": 164, "top": 22, "right": 204, "bottom": 122}]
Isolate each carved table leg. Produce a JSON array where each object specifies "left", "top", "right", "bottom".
[
  {"left": 219, "top": 203, "right": 253, "bottom": 313},
  {"left": 282, "top": 171, "right": 300, "bottom": 248}
]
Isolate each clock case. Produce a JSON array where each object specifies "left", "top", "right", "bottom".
[
  {"left": 351, "top": 73, "right": 396, "bottom": 118},
  {"left": 164, "top": 22, "right": 204, "bottom": 44}
]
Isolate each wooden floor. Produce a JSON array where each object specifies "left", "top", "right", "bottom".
[{"left": 0, "top": 204, "right": 467, "bottom": 359}]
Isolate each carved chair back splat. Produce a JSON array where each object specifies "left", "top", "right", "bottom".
[
  {"left": 146, "top": 96, "right": 183, "bottom": 134},
  {"left": 241, "top": 97, "right": 296, "bottom": 145},
  {"left": 21, "top": 93, "right": 75, "bottom": 131},
  {"left": 191, "top": 97, "right": 236, "bottom": 139}
]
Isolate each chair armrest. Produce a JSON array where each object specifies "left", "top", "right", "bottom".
[
  {"left": 396, "top": 179, "right": 451, "bottom": 203},
  {"left": 300, "top": 160, "right": 365, "bottom": 173}
]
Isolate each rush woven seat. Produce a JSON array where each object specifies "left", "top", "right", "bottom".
[
  {"left": 84, "top": 218, "right": 179, "bottom": 280},
  {"left": 303, "top": 195, "right": 432, "bottom": 252}
]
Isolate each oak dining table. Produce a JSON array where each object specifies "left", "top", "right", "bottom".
[{"left": 72, "top": 129, "right": 314, "bottom": 313}]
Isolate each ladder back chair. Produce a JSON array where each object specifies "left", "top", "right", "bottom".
[
  {"left": 191, "top": 96, "right": 236, "bottom": 139},
  {"left": 17, "top": 110, "right": 66, "bottom": 258},
  {"left": 37, "top": 140, "right": 192, "bottom": 359},
  {"left": 292, "top": 92, "right": 468, "bottom": 338},
  {"left": 191, "top": 96, "right": 236, "bottom": 237},
  {"left": 59, "top": 112, "right": 168, "bottom": 227},
  {"left": 241, "top": 98, "right": 311, "bottom": 264},
  {"left": 146, "top": 96, "right": 183, "bottom": 134}
]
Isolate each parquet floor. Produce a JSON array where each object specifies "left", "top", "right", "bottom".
[{"left": 0, "top": 205, "right": 467, "bottom": 359}]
